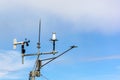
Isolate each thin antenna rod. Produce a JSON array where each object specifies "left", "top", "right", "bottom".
[
  {"left": 38, "top": 20, "right": 41, "bottom": 43},
  {"left": 37, "top": 19, "right": 41, "bottom": 49}
]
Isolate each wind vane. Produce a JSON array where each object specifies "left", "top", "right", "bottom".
[{"left": 13, "top": 20, "right": 77, "bottom": 80}]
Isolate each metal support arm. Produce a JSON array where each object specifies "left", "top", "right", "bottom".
[{"left": 41, "top": 45, "right": 77, "bottom": 68}]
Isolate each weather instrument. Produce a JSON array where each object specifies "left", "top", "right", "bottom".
[
  {"left": 13, "top": 20, "right": 77, "bottom": 80},
  {"left": 13, "top": 38, "right": 30, "bottom": 64}
]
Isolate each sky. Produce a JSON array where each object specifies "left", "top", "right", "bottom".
[{"left": 0, "top": 0, "right": 120, "bottom": 80}]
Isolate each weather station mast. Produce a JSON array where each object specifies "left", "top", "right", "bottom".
[{"left": 13, "top": 20, "right": 77, "bottom": 80}]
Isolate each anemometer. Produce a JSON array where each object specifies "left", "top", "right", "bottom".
[{"left": 13, "top": 20, "right": 77, "bottom": 80}]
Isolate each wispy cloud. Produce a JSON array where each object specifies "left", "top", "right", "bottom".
[
  {"left": 0, "top": 50, "right": 34, "bottom": 79},
  {"left": 79, "top": 55, "right": 120, "bottom": 62}
]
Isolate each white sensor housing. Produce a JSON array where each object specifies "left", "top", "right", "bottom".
[
  {"left": 51, "top": 32, "right": 57, "bottom": 41},
  {"left": 13, "top": 38, "right": 24, "bottom": 49}
]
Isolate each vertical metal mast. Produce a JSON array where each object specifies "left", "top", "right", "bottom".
[
  {"left": 37, "top": 19, "right": 41, "bottom": 50},
  {"left": 31, "top": 20, "right": 41, "bottom": 80}
]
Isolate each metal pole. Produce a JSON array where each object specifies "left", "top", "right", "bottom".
[
  {"left": 31, "top": 77, "right": 35, "bottom": 80},
  {"left": 41, "top": 45, "right": 77, "bottom": 68}
]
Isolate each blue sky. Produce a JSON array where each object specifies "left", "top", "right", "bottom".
[{"left": 0, "top": 0, "right": 120, "bottom": 80}]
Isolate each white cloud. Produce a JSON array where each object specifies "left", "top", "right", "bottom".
[
  {"left": 0, "top": 50, "right": 34, "bottom": 79},
  {"left": 79, "top": 55, "right": 120, "bottom": 62},
  {"left": 1, "top": 0, "right": 119, "bottom": 19},
  {"left": 0, "top": 0, "right": 120, "bottom": 34}
]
